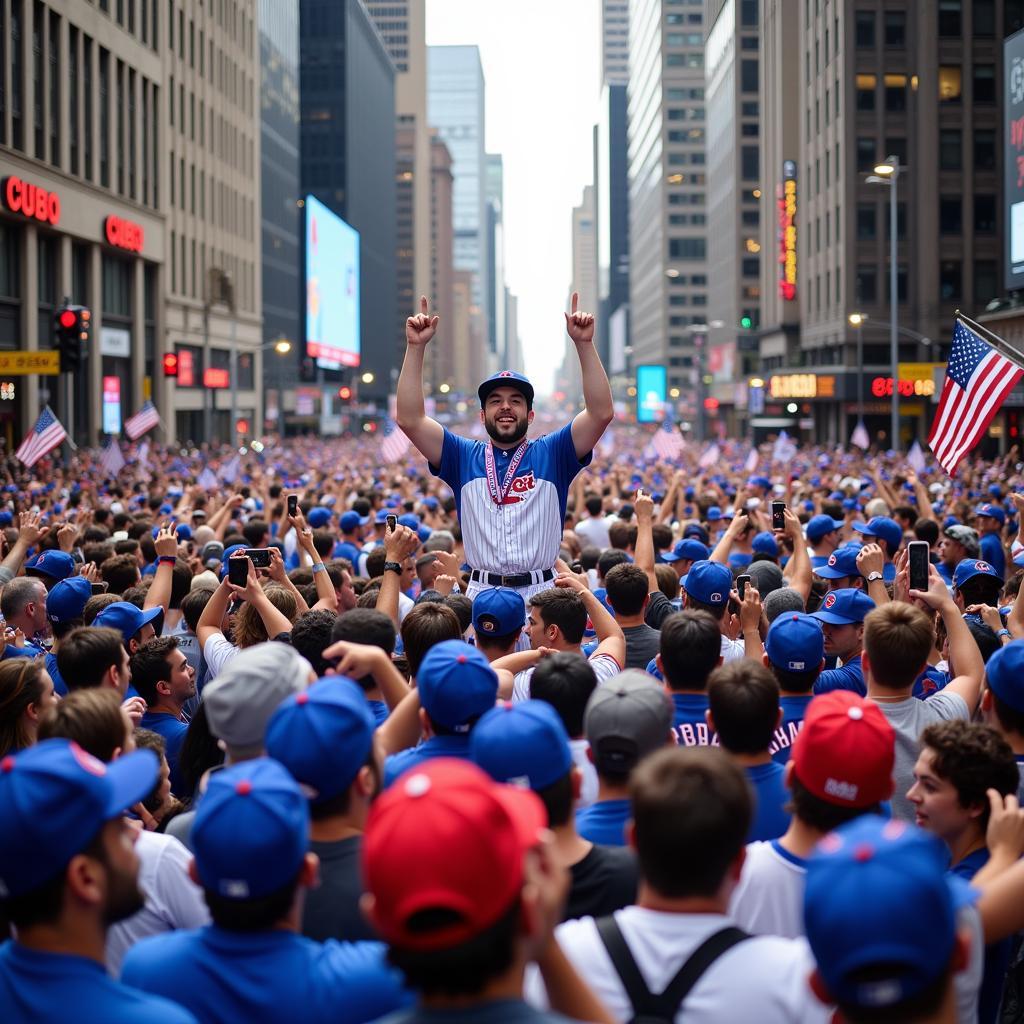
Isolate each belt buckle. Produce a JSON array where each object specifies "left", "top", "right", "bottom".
[{"left": 501, "top": 574, "right": 513, "bottom": 588}]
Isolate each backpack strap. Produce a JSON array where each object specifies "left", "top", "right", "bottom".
[{"left": 595, "top": 915, "right": 750, "bottom": 1023}]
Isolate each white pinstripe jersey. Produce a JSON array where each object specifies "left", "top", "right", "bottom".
[{"left": 431, "top": 423, "right": 592, "bottom": 574}]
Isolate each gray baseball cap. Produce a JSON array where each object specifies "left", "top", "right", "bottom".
[
  {"left": 204, "top": 643, "right": 313, "bottom": 759},
  {"left": 584, "top": 670, "right": 673, "bottom": 776},
  {"left": 944, "top": 524, "right": 980, "bottom": 557}
]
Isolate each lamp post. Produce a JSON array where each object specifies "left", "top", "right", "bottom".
[{"left": 867, "top": 157, "right": 901, "bottom": 449}]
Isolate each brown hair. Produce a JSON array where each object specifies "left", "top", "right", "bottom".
[
  {"left": 707, "top": 660, "right": 780, "bottom": 754},
  {"left": 0, "top": 659, "right": 50, "bottom": 757},
  {"left": 654, "top": 563, "right": 681, "bottom": 601},
  {"left": 863, "top": 603, "right": 934, "bottom": 688},
  {"left": 37, "top": 688, "right": 126, "bottom": 762},
  {"left": 401, "top": 602, "right": 462, "bottom": 677},
  {"left": 233, "top": 584, "right": 298, "bottom": 649}
]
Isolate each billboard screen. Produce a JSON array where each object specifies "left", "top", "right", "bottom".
[
  {"left": 636, "top": 364, "right": 667, "bottom": 423},
  {"left": 1006, "top": 29, "right": 1024, "bottom": 290},
  {"left": 305, "top": 194, "right": 360, "bottom": 367}
]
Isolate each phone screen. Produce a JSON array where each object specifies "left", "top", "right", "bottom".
[
  {"left": 737, "top": 574, "right": 750, "bottom": 600},
  {"left": 228, "top": 557, "right": 248, "bottom": 587},
  {"left": 386, "top": 514, "right": 397, "bottom": 532},
  {"left": 908, "top": 542, "right": 930, "bottom": 592},
  {"left": 287, "top": 495, "right": 298, "bottom": 517},
  {"left": 771, "top": 502, "right": 786, "bottom": 530}
]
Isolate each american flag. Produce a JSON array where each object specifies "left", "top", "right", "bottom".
[
  {"left": 15, "top": 407, "right": 67, "bottom": 468},
  {"left": 380, "top": 420, "right": 411, "bottom": 463},
  {"left": 124, "top": 400, "right": 161, "bottom": 440},
  {"left": 99, "top": 441, "right": 126, "bottom": 478},
  {"left": 928, "top": 319, "right": 1024, "bottom": 475},
  {"left": 651, "top": 424, "right": 684, "bottom": 461}
]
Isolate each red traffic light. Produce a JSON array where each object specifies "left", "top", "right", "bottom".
[
  {"left": 58, "top": 309, "right": 77, "bottom": 329},
  {"left": 338, "top": 386, "right": 352, "bottom": 400},
  {"left": 703, "top": 397, "right": 720, "bottom": 411},
  {"left": 236, "top": 419, "right": 249, "bottom": 435},
  {"left": 162, "top": 353, "right": 179, "bottom": 377}
]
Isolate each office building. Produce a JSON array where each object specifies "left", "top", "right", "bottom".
[
  {"left": 485, "top": 152, "right": 505, "bottom": 363},
  {"left": 429, "top": 131, "right": 456, "bottom": 392},
  {"left": 602, "top": 0, "right": 630, "bottom": 86},
  {"left": 572, "top": 185, "right": 598, "bottom": 312}
]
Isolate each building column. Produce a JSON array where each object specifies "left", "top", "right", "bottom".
[
  {"left": 131, "top": 257, "right": 145, "bottom": 416},
  {"left": 88, "top": 245, "right": 102, "bottom": 443},
  {"left": 23, "top": 226, "right": 38, "bottom": 434}
]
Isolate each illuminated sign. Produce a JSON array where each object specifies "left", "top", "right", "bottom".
[
  {"left": 177, "top": 349, "right": 195, "bottom": 387},
  {"left": 0, "top": 350, "right": 60, "bottom": 375},
  {"left": 1006, "top": 30, "right": 1024, "bottom": 288},
  {"left": 871, "top": 376, "right": 936, "bottom": 398},
  {"left": 3, "top": 176, "right": 61, "bottom": 226},
  {"left": 104, "top": 215, "right": 144, "bottom": 253},
  {"left": 203, "top": 367, "right": 230, "bottom": 389},
  {"left": 102, "top": 376, "right": 121, "bottom": 435},
  {"left": 769, "top": 374, "right": 835, "bottom": 399},
  {"left": 0, "top": 382, "right": 15, "bottom": 400},
  {"left": 777, "top": 161, "right": 797, "bottom": 301}
]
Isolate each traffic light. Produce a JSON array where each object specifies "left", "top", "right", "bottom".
[
  {"left": 740, "top": 316, "right": 753, "bottom": 330},
  {"left": 54, "top": 303, "right": 90, "bottom": 370},
  {"left": 338, "top": 385, "right": 352, "bottom": 401},
  {"left": 162, "top": 353, "right": 179, "bottom": 377}
]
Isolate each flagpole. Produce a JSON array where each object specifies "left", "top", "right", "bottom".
[{"left": 955, "top": 311, "right": 1024, "bottom": 373}]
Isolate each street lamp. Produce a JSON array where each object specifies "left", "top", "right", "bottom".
[
  {"left": 273, "top": 338, "right": 292, "bottom": 355},
  {"left": 438, "top": 383, "right": 451, "bottom": 395},
  {"left": 361, "top": 372, "right": 375, "bottom": 385},
  {"left": 867, "top": 157, "right": 901, "bottom": 450},
  {"left": 848, "top": 312, "right": 867, "bottom": 426}
]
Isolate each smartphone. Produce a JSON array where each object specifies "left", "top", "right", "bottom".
[
  {"left": 771, "top": 501, "right": 786, "bottom": 531},
  {"left": 228, "top": 556, "right": 249, "bottom": 587},
  {"left": 90, "top": 582, "right": 108, "bottom": 595},
  {"left": 244, "top": 547, "right": 271, "bottom": 568},
  {"left": 908, "top": 541, "right": 930, "bottom": 592},
  {"left": 287, "top": 494, "right": 298, "bottom": 517},
  {"left": 737, "top": 574, "right": 751, "bottom": 601},
  {"left": 386, "top": 514, "right": 398, "bottom": 533}
]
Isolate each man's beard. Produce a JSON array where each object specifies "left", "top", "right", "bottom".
[
  {"left": 485, "top": 413, "right": 528, "bottom": 445},
  {"left": 102, "top": 859, "right": 147, "bottom": 926}
]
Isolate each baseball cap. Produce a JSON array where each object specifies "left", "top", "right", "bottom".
[
  {"left": 584, "top": 669, "right": 673, "bottom": 776},
  {"left": 417, "top": 525, "right": 433, "bottom": 543},
  {"left": 0, "top": 511, "right": 12, "bottom": 527},
  {"left": 752, "top": 531, "right": 779, "bottom": 557},
  {"left": 0, "top": 738, "right": 158, "bottom": 898},
  {"left": 174, "top": 523, "right": 193, "bottom": 542},
  {"left": 660, "top": 538, "right": 710, "bottom": 564},
  {"left": 765, "top": 612, "right": 825, "bottom": 673},
  {"left": 93, "top": 601, "right": 163, "bottom": 642},
  {"left": 471, "top": 700, "right": 573, "bottom": 791},
  {"left": 705, "top": 506, "right": 724, "bottom": 522},
  {"left": 192, "top": 758, "right": 309, "bottom": 900},
  {"left": 417, "top": 639, "right": 498, "bottom": 731},
  {"left": 25, "top": 549, "right": 76, "bottom": 582},
  {"left": 973, "top": 503, "right": 1006, "bottom": 525},
  {"left": 813, "top": 547, "right": 862, "bottom": 581},
  {"left": 46, "top": 576, "right": 93, "bottom": 624},
  {"left": 374, "top": 509, "right": 393, "bottom": 525},
  {"left": 748, "top": 475, "right": 772, "bottom": 490},
  {"left": 812, "top": 589, "right": 876, "bottom": 626},
  {"left": 307, "top": 507, "right": 332, "bottom": 529},
  {"left": 363, "top": 758, "right": 546, "bottom": 951},
  {"left": 805, "top": 815, "right": 976, "bottom": 1010},
  {"left": 747, "top": 560, "right": 785, "bottom": 596},
  {"left": 397, "top": 513, "right": 420, "bottom": 530},
  {"left": 472, "top": 587, "right": 526, "bottom": 637},
  {"left": 204, "top": 642, "right": 312, "bottom": 757},
  {"left": 852, "top": 516, "right": 902, "bottom": 554},
  {"left": 681, "top": 560, "right": 732, "bottom": 606},
  {"left": 340, "top": 510, "right": 368, "bottom": 532},
  {"left": 944, "top": 524, "right": 981, "bottom": 557},
  {"left": 478, "top": 369, "right": 535, "bottom": 407},
  {"left": 200, "top": 540, "right": 225, "bottom": 570},
  {"left": 952, "top": 558, "right": 1003, "bottom": 589},
  {"left": 265, "top": 676, "right": 376, "bottom": 804},
  {"left": 682, "top": 523, "right": 710, "bottom": 544},
  {"left": 806, "top": 514, "right": 845, "bottom": 542},
  {"left": 984, "top": 639, "right": 1024, "bottom": 713},
  {"left": 792, "top": 692, "right": 894, "bottom": 807}
]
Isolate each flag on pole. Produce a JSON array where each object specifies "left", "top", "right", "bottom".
[
  {"left": 380, "top": 420, "right": 411, "bottom": 464},
  {"left": 651, "top": 424, "right": 684, "bottom": 461},
  {"left": 221, "top": 455, "right": 240, "bottom": 484},
  {"left": 124, "top": 400, "right": 161, "bottom": 440},
  {"left": 15, "top": 407, "right": 67, "bottom": 468},
  {"left": 907, "top": 440, "right": 927, "bottom": 475},
  {"left": 698, "top": 443, "right": 721, "bottom": 469},
  {"left": 744, "top": 447, "right": 759, "bottom": 473},
  {"left": 772, "top": 430, "right": 797, "bottom": 463},
  {"left": 928, "top": 319, "right": 1024, "bottom": 475},
  {"left": 197, "top": 467, "right": 218, "bottom": 490},
  {"left": 598, "top": 428, "right": 615, "bottom": 459},
  {"left": 99, "top": 440, "right": 126, "bottom": 478},
  {"left": 850, "top": 421, "right": 870, "bottom": 450}
]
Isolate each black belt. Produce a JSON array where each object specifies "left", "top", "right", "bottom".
[{"left": 470, "top": 568, "right": 555, "bottom": 589}]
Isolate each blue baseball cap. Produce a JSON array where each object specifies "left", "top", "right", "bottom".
[
  {"left": 422, "top": 496, "right": 439, "bottom": 510},
  {"left": 682, "top": 523, "right": 710, "bottom": 544},
  {"left": 852, "top": 516, "right": 903, "bottom": 555},
  {"left": 682, "top": 560, "right": 732, "bottom": 606},
  {"left": 397, "top": 513, "right": 420, "bottom": 530},
  {"left": 472, "top": 587, "right": 526, "bottom": 637},
  {"left": 340, "top": 510, "right": 368, "bottom": 532},
  {"left": 192, "top": 758, "right": 308, "bottom": 900},
  {"left": 174, "top": 523, "right": 192, "bottom": 542},
  {"left": 417, "top": 525, "right": 434, "bottom": 543},
  {"left": 706, "top": 506, "right": 724, "bottom": 522},
  {"left": 93, "top": 601, "right": 163, "bottom": 642},
  {"left": 374, "top": 509, "right": 393, "bottom": 525},
  {"left": 812, "top": 589, "right": 876, "bottom": 626},
  {"left": 470, "top": 699, "right": 573, "bottom": 791},
  {"left": 25, "top": 549, "right": 76, "bottom": 582},
  {"left": 952, "top": 558, "right": 1003, "bottom": 589},
  {"left": 219, "top": 543, "right": 247, "bottom": 579},
  {"left": 46, "top": 576, "right": 93, "bottom": 624},
  {"left": 0, "top": 739, "right": 158, "bottom": 898},
  {"left": 752, "top": 531, "right": 779, "bottom": 557},
  {"left": 973, "top": 503, "right": 1006, "bottom": 525},
  {"left": 985, "top": 639, "right": 1024, "bottom": 713},
  {"left": 265, "top": 677, "right": 376, "bottom": 804},
  {"left": 478, "top": 369, "right": 535, "bottom": 407},
  {"left": 417, "top": 639, "right": 499, "bottom": 730},
  {"left": 308, "top": 507, "right": 332, "bottom": 529},
  {"left": 805, "top": 815, "right": 976, "bottom": 1011},
  {"left": 0, "top": 511, "right": 12, "bottom": 527},
  {"left": 747, "top": 475, "right": 772, "bottom": 490},
  {"left": 765, "top": 613, "right": 825, "bottom": 672},
  {"left": 813, "top": 547, "right": 862, "bottom": 581},
  {"left": 806, "top": 514, "right": 845, "bottom": 542},
  {"left": 660, "top": 538, "right": 710, "bottom": 564}
]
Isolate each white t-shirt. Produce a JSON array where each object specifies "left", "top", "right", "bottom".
[
  {"left": 512, "top": 652, "right": 621, "bottom": 703},
  {"left": 107, "top": 829, "right": 210, "bottom": 976},
  {"left": 721, "top": 635, "right": 745, "bottom": 662},
  {"left": 569, "top": 737, "right": 599, "bottom": 809},
  {"left": 729, "top": 840, "right": 807, "bottom": 939},
  {"left": 576, "top": 516, "right": 611, "bottom": 551},
  {"left": 202, "top": 633, "right": 240, "bottom": 683},
  {"left": 526, "top": 907, "right": 829, "bottom": 1024}
]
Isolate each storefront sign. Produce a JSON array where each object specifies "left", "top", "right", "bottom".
[
  {"left": 777, "top": 161, "right": 797, "bottom": 301},
  {"left": 1005, "top": 28, "right": 1024, "bottom": 288},
  {"left": 104, "top": 215, "right": 144, "bottom": 253},
  {"left": 2, "top": 176, "right": 61, "bottom": 225},
  {"left": 177, "top": 349, "right": 195, "bottom": 387},
  {"left": 769, "top": 373, "right": 835, "bottom": 399},
  {"left": 0, "top": 350, "right": 60, "bottom": 375},
  {"left": 203, "top": 368, "right": 230, "bottom": 389},
  {"left": 0, "top": 382, "right": 16, "bottom": 400},
  {"left": 100, "top": 327, "right": 131, "bottom": 358},
  {"left": 102, "top": 376, "right": 121, "bottom": 435}
]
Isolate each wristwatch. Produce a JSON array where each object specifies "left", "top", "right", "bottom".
[
  {"left": 998, "top": 628, "right": 1012, "bottom": 640},
  {"left": 866, "top": 571, "right": 883, "bottom": 582},
  {"left": 383, "top": 561, "right": 403, "bottom": 575}
]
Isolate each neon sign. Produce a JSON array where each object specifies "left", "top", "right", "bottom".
[
  {"left": 3, "top": 176, "right": 61, "bottom": 225},
  {"left": 777, "top": 161, "right": 797, "bottom": 301}
]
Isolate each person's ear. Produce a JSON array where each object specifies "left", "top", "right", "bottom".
[
  {"left": 860, "top": 648, "right": 872, "bottom": 681},
  {"left": 527, "top": 409, "right": 535, "bottom": 425},
  {"left": 783, "top": 760, "right": 794, "bottom": 788},
  {"left": 655, "top": 652, "right": 664, "bottom": 675},
  {"left": 355, "top": 764, "right": 375, "bottom": 799},
  {"left": 705, "top": 708, "right": 716, "bottom": 733},
  {"left": 981, "top": 687, "right": 993, "bottom": 713},
  {"left": 65, "top": 851, "right": 106, "bottom": 909},
  {"left": 299, "top": 852, "right": 319, "bottom": 889},
  {"left": 479, "top": 409, "right": 485, "bottom": 424},
  {"left": 418, "top": 707, "right": 434, "bottom": 739},
  {"left": 156, "top": 679, "right": 171, "bottom": 697},
  {"left": 360, "top": 891, "right": 379, "bottom": 930},
  {"left": 762, "top": 653, "right": 771, "bottom": 669}
]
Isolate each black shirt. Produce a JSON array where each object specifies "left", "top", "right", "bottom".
[
  {"left": 645, "top": 590, "right": 676, "bottom": 631},
  {"left": 302, "top": 835, "right": 377, "bottom": 943},
  {"left": 564, "top": 844, "right": 638, "bottom": 922},
  {"left": 622, "top": 623, "right": 662, "bottom": 670}
]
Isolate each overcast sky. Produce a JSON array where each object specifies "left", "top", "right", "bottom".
[{"left": 425, "top": 0, "right": 602, "bottom": 395}]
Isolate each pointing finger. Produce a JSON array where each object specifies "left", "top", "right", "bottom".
[
  {"left": 420, "top": 295, "right": 429, "bottom": 315},
  {"left": 571, "top": 291, "right": 579, "bottom": 315}
]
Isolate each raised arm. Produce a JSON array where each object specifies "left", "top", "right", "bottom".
[
  {"left": 554, "top": 572, "right": 625, "bottom": 667},
  {"left": 396, "top": 295, "right": 445, "bottom": 467},
  {"left": 633, "top": 490, "right": 659, "bottom": 594},
  {"left": 779, "top": 508, "right": 812, "bottom": 603},
  {"left": 143, "top": 525, "right": 180, "bottom": 615},
  {"left": 566, "top": 293, "right": 614, "bottom": 461}
]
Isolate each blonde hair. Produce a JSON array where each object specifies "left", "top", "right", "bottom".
[{"left": 233, "top": 584, "right": 298, "bottom": 648}]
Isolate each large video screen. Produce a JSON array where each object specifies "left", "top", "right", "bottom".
[
  {"left": 636, "top": 364, "right": 667, "bottom": 423},
  {"left": 1006, "top": 30, "right": 1024, "bottom": 290},
  {"left": 305, "top": 195, "right": 360, "bottom": 367}
]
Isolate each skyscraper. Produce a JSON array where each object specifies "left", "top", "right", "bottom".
[
  {"left": 429, "top": 132, "right": 456, "bottom": 392},
  {"left": 486, "top": 153, "right": 506, "bottom": 362},
  {"left": 602, "top": 0, "right": 630, "bottom": 86}
]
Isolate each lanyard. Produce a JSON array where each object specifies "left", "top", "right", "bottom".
[{"left": 484, "top": 440, "right": 529, "bottom": 506}]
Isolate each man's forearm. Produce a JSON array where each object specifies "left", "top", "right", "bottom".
[
  {"left": 576, "top": 342, "right": 613, "bottom": 420},
  {"left": 582, "top": 590, "right": 623, "bottom": 644},
  {"left": 396, "top": 345, "right": 427, "bottom": 426},
  {"left": 942, "top": 603, "right": 984, "bottom": 707},
  {"left": 0, "top": 539, "right": 30, "bottom": 578}
]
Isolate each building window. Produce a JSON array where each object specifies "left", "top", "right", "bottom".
[
  {"left": 975, "top": 195, "right": 996, "bottom": 233},
  {"left": 741, "top": 60, "right": 758, "bottom": 92},
  {"left": 884, "top": 11, "right": 905, "bottom": 47},
  {"left": 11, "top": 0, "right": 22, "bottom": 150},
  {"left": 668, "top": 238, "right": 706, "bottom": 260},
  {"left": 884, "top": 74, "right": 907, "bottom": 112},
  {"left": 938, "top": 0, "right": 962, "bottom": 35},
  {"left": 742, "top": 257, "right": 760, "bottom": 277},
  {"left": 856, "top": 74, "right": 876, "bottom": 111},
  {"left": 974, "top": 65, "right": 996, "bottom": 104},
  {"left": 855, "top": 11, "right": 875, "bottom": 48},
  {"left": 857, "top": 266, "right": 877, "bottom": 303},
  {"left": 975, "top": 260, "right": 997, "bottom": 304},
  {"left": 48, "top": 10, "right": 59, "bottom": 167},
  {"left": 857, "top": 204, "right": 876, "bottom": 240},
  {"left": 741, "top": 0, "right": 758, "bottom": 26},
  {"left": 939, "top": 261, "right": 961, "bottom": 302},
  {"left": 741, "top": 146, "right": 758, "bottom": 180},
  {"left": 974, "top": 129, "right": 996, "bottom": 171},
  {"left": 856, "top": 137, "right": 875, "bottom": 172},
  {"left": 102, "top": 254, "right": 132, "bottom": 317},
  {"left": 974, "top": 0, "right": 995, "bottom": 36},
  {"left": 940, "top": 197, "right": 962, "bottom": 235},
  {"left": 99, "top": 49, "right": 109, "bottom": 187},
  {"left": 938, "top": 66, "right": 962, "bottom": 103},
  {"left": 939, "top": 129, "right": 962, "bottom": 170}
]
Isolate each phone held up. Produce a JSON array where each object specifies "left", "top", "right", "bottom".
[
  {"left": 736, "top": 574, "right": 751, "bottom": 601},
  {"left": 228, "top": 556, "right": 249, "bottom": 588},
  {"left": 771, "top": 501, "right": 786, "bottom": 531},
  {"left": 908, "top": 541, "right": 930, "bottom": 593}
]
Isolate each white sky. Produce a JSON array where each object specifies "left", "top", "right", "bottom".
[{"left": 425, "top": 0, "right": 602, "bottom": 395}]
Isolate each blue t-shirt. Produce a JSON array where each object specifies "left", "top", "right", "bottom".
[
  {"left": 576, "top": 798, "right": 631, "bottom": 847},
  {"left": 769, "top": 695, "right": 814, "bottom": 764},
  {"left": 980, "top": 532, "right": 1006, "bottom": 580},
  {"left": 814, "top": 654, "right": 865, "bottom": 696},
  {"left": 333, "top": 540, "right": 363, "bottom": 565},
  {"left": 669, "top": 693, "right": 715, "bottom": 747},
  {"left": 45, "top": 650, "right": 67, "bottom": 697},
  {"left": 140, "top": 711, "right": 190, "bottom": 796},
  {"left": 0, "top": 943, "right": 196, "bottom": 1024},
  {"left": 367, "top": 699, "right": 389, "bottom": 726},
  {"left": 121, "top": 927, "right": 410, "bottom": 1024},
  {"left": 746, "top": 762, "right": 790, "bottom": 842},
  {"left": 383, "top": 734, "right": 472, "bottom": 788}
]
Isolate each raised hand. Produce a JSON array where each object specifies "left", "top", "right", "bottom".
[
  {"left": 564, "top": 291, "right": 595, "bottom": 345},
  {"left": 406, "top": 295, "right": 439, "bottom": 347}
]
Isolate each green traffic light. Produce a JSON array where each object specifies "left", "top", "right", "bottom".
[{"left": 740, "top": 317, "right": 753, "bottom": 329}]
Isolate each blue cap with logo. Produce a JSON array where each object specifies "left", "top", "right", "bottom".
[
  {"left": 478, "top": 369, "right": 535, "bottom": 407},
  {"left": 984, "top": 639, "right": 1024, "bottom": 713},
  {"left": 953, "top": 558, "right": 1003, "bottom": 589},
  {"left": 93, "top": 601, "right": 163, "bottom": 642},
  {"left": 765, "top": 612, "right": 825, "bottom": 672},
  {"left": 46, "top": 576, "right": 93, "bottom": 624},
  {"left": 813, "top": 547, "right": 862, "bottom": 581},
  {"left": 812, "top": 589, "right": 876, "bottom": 626},
  {"left": 660, "top": 538, "right": 710, "bottom": 564},
  {"left": 752, "top": 531, "right": 780, "bottom": 557},
  {"left": 470, "top": 700, "right": 573, "bottom": 791},
  {"left": 472, "top": 587, "right": 526, "bottom": 637},
  {"left": 681, "top": 560, "right": 732, "bottom": 606},
  {"left": 417, "top": 639, "right": 499, "bottom": 731},
  {"left": 307, "top": 507, "right": 332, "bottom": 529},
  {"left": 340, "top": 510, "right": 368, "bottom": 532},
  {"left": 806, "top": 514, "right": 846, "bottom": 542},
  {"left": 192, "top": 757, "right": 309, "bottom": 900},
  {"left": 973, "top": 502, "right": 1006, "bottom": 525},
  {"left": 852, "top": 516, "right": 903, "bottom": 555},
  {"left": 805, "top": 815, "right": 976, "bottom": 1011},
  {"left": 0, "top": 738, "right": 158, "bottom": 898},
  {"left": 25, "top": 549, "right": 76, "bottom": 582}
]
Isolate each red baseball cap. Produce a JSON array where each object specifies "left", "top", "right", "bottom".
[
  {"left": 362, "top": 758, "right": 547, "bottom": 951},
  {"left": 791, "top": 692, "right": 894, "bottom": 807}
]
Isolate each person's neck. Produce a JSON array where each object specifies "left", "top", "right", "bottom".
[
  {"left": 777, "top": 817, "right": 824, "bottom": 860},
  {"left": 779, "top": 688, "right": 813, "bottom": 699},
  {"left": 596, "top": 779, "right": 630, "bottom": 803},
  {"left": 490, "top": 436, "right": 526, "bottom": 452},
  {"left": 149, "top": 698, "right": 184, "bottom": 719},
  {"left": 636, "top": 880, "right": 728, "bottom": 916},
  {"left": 866, "top": 680, "right": 912, "bottom": 702},
  {"left": 812, "top": 542, "right": 831, "bottom": 557},
  {"left": 837, "top": 646, "right": 862, "bottom": 664},
  {"left": 666, "top": 685, "right": 707, "bottom": 697},
  {"left": 615, "top": 612, "right": 646, "bottom": 628},
  {"left": 480, "top": 643, "right": 518, "bottom": 663},
  {"left": 17, "top": 914, "right": 107, "bottom": 965},
  {"left": 730, "top": 750, "right": 773, "bottom": 767},
  {"left": 309, "top": 813, "right": 364, "bottom": 844},
  {"left": 551, "top": 823, "right": 593, "bottom": 868},
  {"left": 947, "top": 826, "right": 987, "bottom": 869},
  {"left": 420, "top": 956, "right": 527, "bottom": 1009}
]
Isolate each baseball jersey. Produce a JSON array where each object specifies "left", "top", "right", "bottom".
[
  {"left": 431, "top": 424, "right": 592, "bottom": 575},
  {"left": 729, "top": 840, "right": 808, "bottom": 939},
  {"left": 980, "top": 532, "right": 1006, "bottom": 579},
  {"left": 768, "top": 695, "right": 814, "bottom": 764}
]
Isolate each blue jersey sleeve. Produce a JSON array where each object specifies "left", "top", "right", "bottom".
[
  {"left": 430, "top": 428, "right": 478, "bottom": 493},
  {"left": 814, "top": 660, "right": 866, "bottom": 696},
  {"left": 533, "top": 422, "right": 593, "bottom": 493}
]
